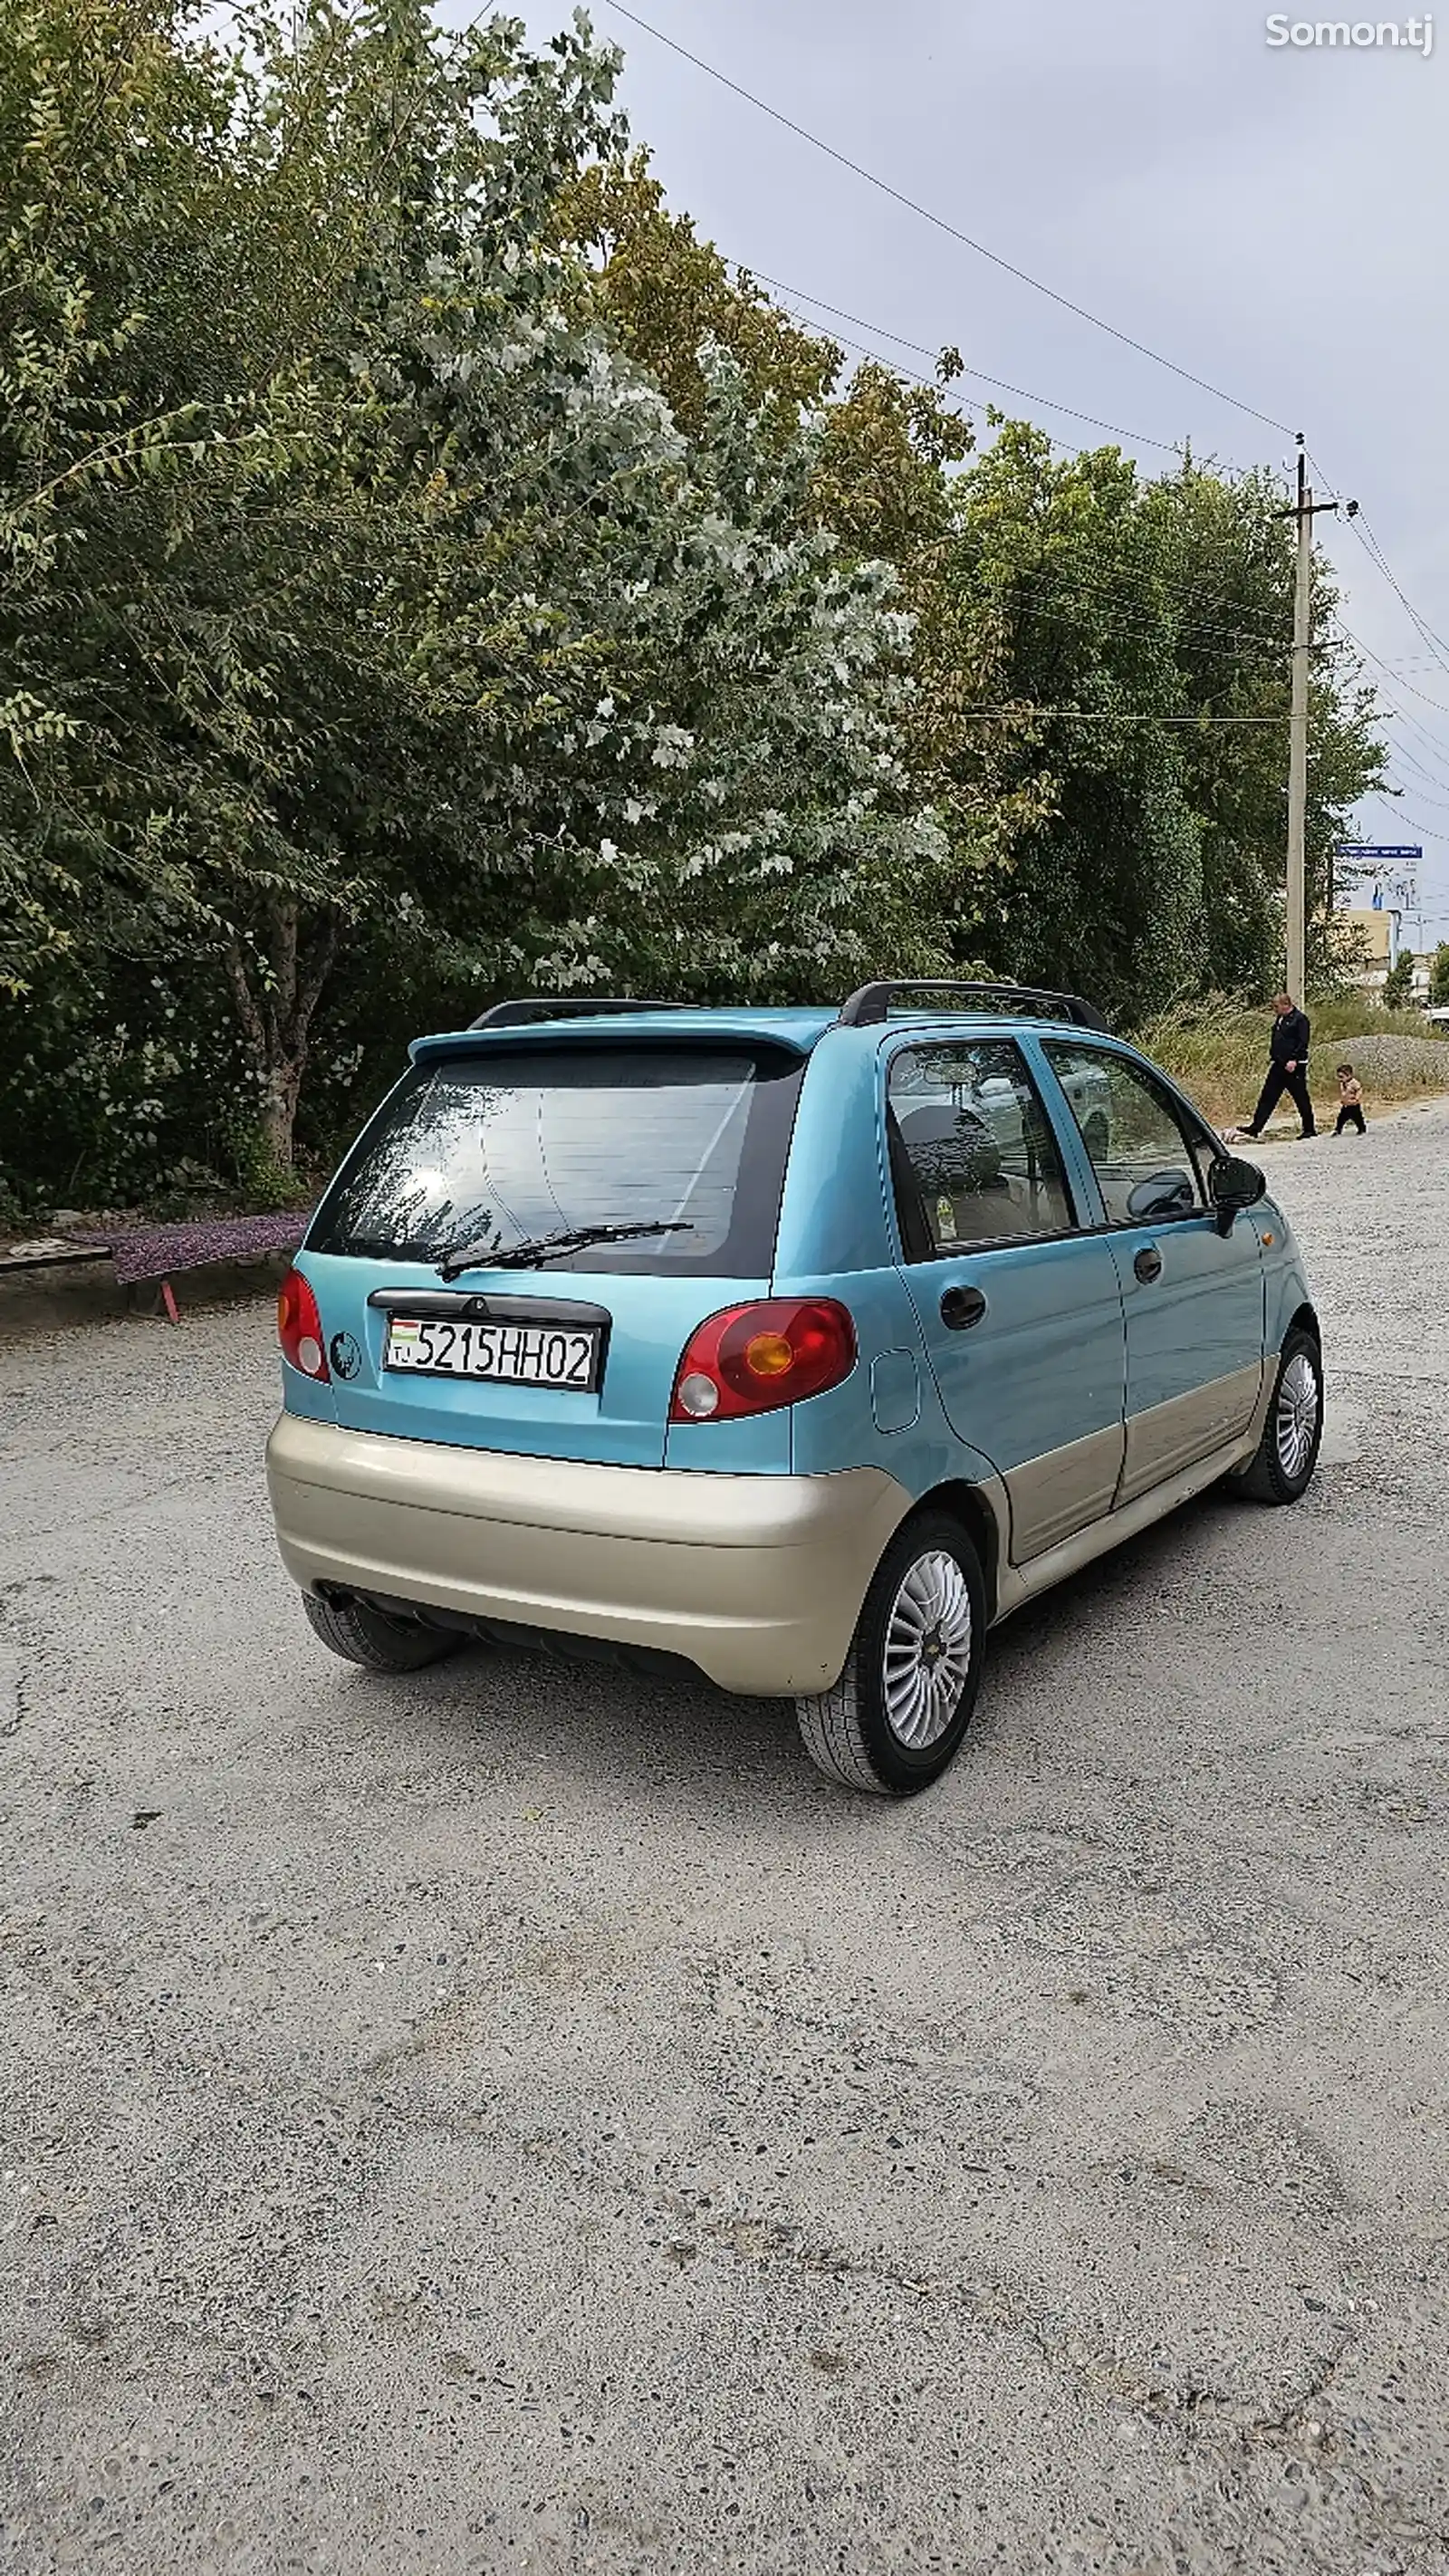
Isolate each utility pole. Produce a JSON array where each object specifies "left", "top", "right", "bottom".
[
  {"left": 1286, "top": 459, "right": 1311, "bottom": 1004},
  {"left": 1278, "top": 437, "right": 1350, "bottom": 1002}
]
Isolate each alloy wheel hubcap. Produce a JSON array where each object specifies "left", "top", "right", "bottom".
[
  {"left": 1275, "top": 1350, "right": 1320, "bottom": 1480},
  {"left": 882, "top": 1550, "right": 974, "bottom": 1750}
]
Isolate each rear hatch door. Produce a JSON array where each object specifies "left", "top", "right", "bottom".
[{"left": 299, "top": 1031, "right": 806, "bottom": 1468}]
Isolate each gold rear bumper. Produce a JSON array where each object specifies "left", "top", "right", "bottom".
[{"left": 265, "top": 1412, "right": 912, "bottom": 1696}]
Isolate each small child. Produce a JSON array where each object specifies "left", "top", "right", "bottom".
[{"left": 1334, "top": 1063, "right": 1366, "bottom": 1136}]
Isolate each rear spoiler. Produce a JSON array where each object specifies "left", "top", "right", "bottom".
[{"left": 409, "top": 1022, "right": 816, "bottom": 1068}]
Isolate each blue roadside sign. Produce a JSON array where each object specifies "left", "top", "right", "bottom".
[{"left": 1332, "top": 843, "right": 1423, "bottom": 860}]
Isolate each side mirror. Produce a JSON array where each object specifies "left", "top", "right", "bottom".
[
  {"left": 1209, "top": 1152, "right": 1267, "bottom": 1235},
  {"left": 1126, "top": 1168, "right": 1197, "bottom": 1223}
]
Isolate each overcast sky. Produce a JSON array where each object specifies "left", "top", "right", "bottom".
[{"left": 479, "top": 0, "right": 1449, "bottom": 940}]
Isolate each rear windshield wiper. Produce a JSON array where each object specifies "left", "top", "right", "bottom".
[{"left": 435, "top": 1218, "right": 695, "bottom": 1282}]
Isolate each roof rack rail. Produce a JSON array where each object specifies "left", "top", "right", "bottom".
[
  {"left": 469, "top": 997, "right": 686, "bottom": 1031},
  {"left": 838, "top": 979, "right": 1108, "bottom": 1033}
]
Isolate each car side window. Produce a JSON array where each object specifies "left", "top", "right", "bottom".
[
  {"left": 888, "top": 1039, "right": 1076, "bottom": 1258},
  {"left": 1043, "top": 1043, "right": 1210, "bottom": 1227}
]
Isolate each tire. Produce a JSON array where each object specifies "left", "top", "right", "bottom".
[
  {"left": 1230, "top": 1327, "right": 1323, "bottom": 1504},
  {"left": 795, "top": 1512, "right": 987, "bottom": 1798},
  {"left": 302, "top": 1591, "right": 461, "bottom": 1673}
]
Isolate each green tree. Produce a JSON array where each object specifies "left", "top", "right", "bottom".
[
  {"left": 1382, "top": 949, "right": 1415, "bottom": 1010},
  {"left": 2, "top": 0, "right": 944, "bottom": 1181},
  {"left": 915, "top": 432, "right": 1384, "bottom": 1018},
  {"left": 1429, "top": 942, "right": 1449, "bottom": 1006},
  {"left": 555, "top": 149, "right": 838, "bottom": 439},
  {"left": 2, "top": 0, "right": 1393, "bottom": 1207},
  {"left": 563, "top": 200, "right": 1043, "bottom": 947},
  {"left": 809, "top": 362, "right": 1048, "bottom": 953},
  {"left": 928, "top": 426, "right": 1205, "bottom": 1023},
  {"left": 415, "top": 77, "right": 1391, "bottom": 1033},
  {"left": 1143, "top": 464, "right": 1384, "bottom": 998}
]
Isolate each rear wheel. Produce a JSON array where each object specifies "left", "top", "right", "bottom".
[
  {"left": 1230, "top": 1327, "right": 1323, "bottom": 1504},
  {"left": 794, "top": 1513, "right": 986, "bottom": 1797},
  {"left": 302, "top": 1591, "right": 461, "bottom": 1673}
]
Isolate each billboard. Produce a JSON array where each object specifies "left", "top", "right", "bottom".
[{"left": 1333, "top": 843, "right": 1421, "bottom": 912}]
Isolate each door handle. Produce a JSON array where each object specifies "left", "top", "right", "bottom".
[
  {"left": 940, "top": 1284, "right": 987, "bottom": 1331},
  {"left": 1134, "top": 1244, "right": 1163, "bottom": 1284}
]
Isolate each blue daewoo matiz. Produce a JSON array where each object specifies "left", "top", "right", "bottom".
[{"left": 266, "top": 981, "right": 1322, "bottom": 1797}]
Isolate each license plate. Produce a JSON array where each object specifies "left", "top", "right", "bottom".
[{"left": 384, "top": 1315, "right": 602, "bottom": 1391}]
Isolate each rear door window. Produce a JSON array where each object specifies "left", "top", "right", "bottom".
[
  {"left": 888, "top": 1038, "right": 1077, "bottom": 1256},
  {"left": 308, "top": 1042, "right": 805, "bottom": 1276}
]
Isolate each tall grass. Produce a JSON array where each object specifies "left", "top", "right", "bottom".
[{"left": 1135, "top": 995, "right": 1449, "bottom": 1127}]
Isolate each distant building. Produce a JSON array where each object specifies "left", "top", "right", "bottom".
[{"left": 1330, "top": 906, "right": 1429, "bottom": 999}]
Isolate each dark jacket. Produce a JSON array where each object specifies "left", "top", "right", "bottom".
[{"left": 1270, "top": 1006, "right": 1310, "bottom": 1066}]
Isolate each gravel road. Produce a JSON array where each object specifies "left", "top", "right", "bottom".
[{"left": 4, "top": 1101, "right": 1449, "bottom": 2576}]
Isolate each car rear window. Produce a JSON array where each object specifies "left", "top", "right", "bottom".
[{"left": 307, "top": 1041, "right": 806, "bottom": 1276}]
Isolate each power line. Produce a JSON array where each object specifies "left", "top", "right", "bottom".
[
  {"left": 1384, "top": 735, "right": 1449, "bottom": 796},
  {"left": 767, "top": 309, "right": 1295, "bottom": 676},
  {"left": 1333, "top": 507, "right": 1449, "bottom": 699},
  {"left": 582, "top": 63, "right": 1310, "bottom": 627},
  {"left": 770, "top": 294, "right": 1092, "bottom": 466},
  {"left": 1012, "top": 562, "right": 1286, "bottom": 643},
  {"left": 1330, "top": 610, "right": 1449, "bottom": 733},
  {"left": 768, "top": 295, "right": 991, "bottom": 419},
  {"left": 1337, "top": 620, "right": 1449, "bottom": 728},
  {"left": 1266, "top": 487, "right": 1449, "bottom": 898},
  {"left": 760, "top": 282, "right": 1294, "bottom": 649},
  {"left": 771, "top": 301, "right": 1292, "bottom": 620},
  {"left": 1195, "top": 457, "right": 1449, "bottom": 888},
  {"left": 600, "top": 0, "right": 1296, "bottom": 439},
  {"left": 1006, "top": 588, "right": 1284, "bottom": 668},
  {"left": 1377, "top": 739, "right": 1449, "bottom": 807},
  {"left": 1353, "top": 512, "right": 1449, "bottom": 675},
  {"left": 722, "top": 249, "right": 1327, "bottom": 674},
  {"left": 955, "top": 708, "right": 1285, "bottom": 724},
  {"left": 587, "top": 43, "right": 1405, "bottom": 822},
  {"left": 1371, "top": 697, "right": 1449, "bottom": 793},
  {"left": 766, "top": 303, "right": 1296, "bottom": 650},
  {"left": 1333, "top": 633, "right": 1449, "bottom": 834},
  {"left": 753, "top": 270, "right": 1190, "bottom": 456},
  {"left": 767, "top": 290, "right": 1195, "bottom": 485},
  {"left": 1302, "top": 445, "right": 1344, "bottom": 504},
  {"left": 1366, "top": 788, "right": 1449, "bottom": 845},
  {"left": 1380, "top": 772, "right": 1449, "bottom": 815}
]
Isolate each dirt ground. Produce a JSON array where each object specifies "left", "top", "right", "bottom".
[{"left": 3, "top": 1098, "right": 1448, "bottom": 2575}]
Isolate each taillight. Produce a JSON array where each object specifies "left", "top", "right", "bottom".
[
  {"left": 277, "top": 1266, "right": 330, "bottom": 1380},
  {"left": 669, "top": 1299, "right": 856, "bottom": 1423}
]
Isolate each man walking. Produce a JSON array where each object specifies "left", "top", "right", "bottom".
[{"left": 1231, "top": 993, "right": 1317, "bottom": 1142}]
